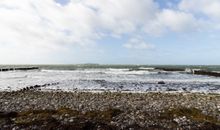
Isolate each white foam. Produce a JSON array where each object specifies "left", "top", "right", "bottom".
[
  {"left": 138, "top": 67, "right": 155, "bottom": 70},
  {"left": 0, "top": 68, "right": 220, "bottom": 93}
]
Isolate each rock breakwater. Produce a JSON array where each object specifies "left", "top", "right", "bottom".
[{"left": 0, "top": 67, "right": 39, "bottom": 72}]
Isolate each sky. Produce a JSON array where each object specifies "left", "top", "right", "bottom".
[{"left": 0, "top": 0, "right": 220, "bottom": 65}]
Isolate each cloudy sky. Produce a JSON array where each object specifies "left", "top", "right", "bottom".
[{"left": 0, "top": 0, "right": 220, "bottom": 64}]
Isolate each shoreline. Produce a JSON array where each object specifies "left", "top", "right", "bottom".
[
  {"left": 0, "top": 91, "right": 219, "bottom": 129},
  {"left": 4, "top": 88, "right": 220, "bottom": 95}
]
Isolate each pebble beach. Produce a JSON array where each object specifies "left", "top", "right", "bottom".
[
  {"left": 1, "top": 65, "right": 220, "bottom": 129},
  {"left": 0, "top": 91, "right": 220, "bottom": 129},
  {"left": 2, "top": 0, "right": 220, "bottom": 129}
]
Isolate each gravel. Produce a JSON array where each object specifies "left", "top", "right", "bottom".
[{"left": 0, "top": 91, "right": 219, "bottom": 129}]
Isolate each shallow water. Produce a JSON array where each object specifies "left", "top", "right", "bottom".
[{"left": 0, "top": 65, "right": 220, "bottom": 93}]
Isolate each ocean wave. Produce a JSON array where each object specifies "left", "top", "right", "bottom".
[
  {"left": 1, "top": 67, "right": 220, "bottom": 93},
  {"left": 41, "top": 68, "right": 157, "bottom": 75}
]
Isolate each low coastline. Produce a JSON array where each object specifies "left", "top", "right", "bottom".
[{"left": 0, "top": 91, "right": 219, "bottom": 129}]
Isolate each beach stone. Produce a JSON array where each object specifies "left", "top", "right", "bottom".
[
  {"left": 69, "top": 119, "right": 74, "bottom": 122},
  {"left": 12, "top": 126, "right": 19, "bottom": 130},
  {"left": 158, "top": 81, "right": 165, "bottom": 84},
  {"left": 0, "top": 92, "right": 219, "bottom": 129}
]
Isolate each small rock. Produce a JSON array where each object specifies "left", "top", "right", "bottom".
[
  {"left": 69, "top": 119, "right": 74, "bottom": 122},
  {"left": 158, "top": 81, "right": 165, "bottom": 84}
]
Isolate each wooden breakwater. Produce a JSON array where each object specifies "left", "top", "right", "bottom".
[{"left": 0, "top": 67, "right": 39, "bottom": 72}]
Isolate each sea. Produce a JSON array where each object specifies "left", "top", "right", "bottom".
[{"left": 0, "top": 64, "right": 220, "bottom": 93}]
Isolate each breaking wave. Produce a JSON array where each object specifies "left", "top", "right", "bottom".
[{"left": 0, "top": 66, "right": 220, "bottom": 93}]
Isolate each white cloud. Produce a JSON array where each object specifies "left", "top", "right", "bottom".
[
  {"left": 0, "top": 0, "right": 158, "bottom": 47},
  {"left": 84, "top": 0, "right": 159, "bottom": 36},
  {"left": 178, "top": 0, "right": 220, "bottom": 31},
  {"left": 179, "top": 0, "right": 220, "bottom": 20},
  {"left": 158, "top": 9, "right": 198, "bottom": 32},
  {"left": 144, "top": 9, "right": 198, "bottom": 35},
  {"left": 0, "top": 0, "right": 218, "bottom": 63},
  {"left": 123, "top": 37, "right": 154, "bottom": 50},
  {"left": 0, "top": 0, "right": 100, "bottom": 63}
]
